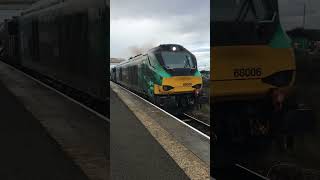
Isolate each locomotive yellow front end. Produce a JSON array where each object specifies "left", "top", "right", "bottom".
[
  {"left": 212, "top": 45, "right": 295, "bottom": 103},
  {"left": 211, "top": 0, "right": 296, "bottom": 145},
  {"left": 154, "top": 76, "right": 203, "bottom": 95},
  {"left": 147, "top": 44, "right": 206, "bottom": 110}
]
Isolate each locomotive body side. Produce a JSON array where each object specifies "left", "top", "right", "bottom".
[{"left": 113, "top": 44, "right": 204, "bottom": 109}]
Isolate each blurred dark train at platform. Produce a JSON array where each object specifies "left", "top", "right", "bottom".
[{"left": 0, "top": 0, "right": 109, "bottom": 115}]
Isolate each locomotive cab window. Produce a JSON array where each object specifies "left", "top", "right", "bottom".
[
  {"left": 160, "top": 51, "right": 196, "bottom": 69},
  {"left": 212, "top": 0, "right": 279, "bottom": 46},
  {"left": 213, "top": 0, "right": 275, "bottom": 22}
]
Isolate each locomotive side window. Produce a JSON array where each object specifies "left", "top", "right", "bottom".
[
  {"left": 148, "top": 58, "right": 152, "bottom": 67},
  {"left": 148, "top": 56, "right": 155, "bottom": 68}
]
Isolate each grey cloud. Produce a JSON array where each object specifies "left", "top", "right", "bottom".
[
  {"left": 111, "top": 0, "right": 209, "bottom": 20},
  {"left": 111, "top": 0, "right": 210, "bottom": 68},
  {"left": 192, "top": 48, "right": 210, "bottom": 53}
]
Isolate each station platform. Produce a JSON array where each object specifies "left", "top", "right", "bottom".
[
  {"left": 110, "top": 82, "right": 209, "bottom": 180},
  {"left": 110, "top": 89, "right": 190, "bottom": 180},
  {"left": 0, "top": 73, "right": 88, "bottom": 179},
  {"left": 0, "top": 61, "right": 109, "bottom": 180}
]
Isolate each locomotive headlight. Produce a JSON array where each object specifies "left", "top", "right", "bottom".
[
  {"left": 192, "top": 84, "right": 202, "bottom": 89},
  {"left": 163, "top": 85, "right": 174, "bottom": 91},
  {"left": 172, "top": 46, "right": 177, "bottom": 51}
]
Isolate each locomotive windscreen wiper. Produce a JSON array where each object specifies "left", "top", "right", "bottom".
[
  {"left": 235, "top": 0, "right": 276, "bottom": 23},
  {"left": 184, "top": 56, "right": 191, "bottom": 69},
  {"left": 165, "top": 66, "right": 175, "bottom": 71},
  {"left": 235, "top": 0, "right": 258, "bottom": 22},
  {"left": 259, "top": 12, "right": 277, "bottom": 23}
]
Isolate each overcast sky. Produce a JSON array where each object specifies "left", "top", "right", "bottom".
[{"left": 110, "top": 0, "right": 210, "bottom": 70}]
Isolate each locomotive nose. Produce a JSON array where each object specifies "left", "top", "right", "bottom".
[{"left": 154, "top": 76, "right": 203, "bottom": 95}]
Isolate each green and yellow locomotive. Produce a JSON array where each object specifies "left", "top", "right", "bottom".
[
  {"left": 211, "top": 0, "right": 297, "bottom": 142},
  {"left": 111, "top": 44, "right": 204, "bottom": 111}
]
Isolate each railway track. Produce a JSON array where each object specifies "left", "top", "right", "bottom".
[
  {"left": 213, "top": 164, "right": 269, "bottom": 180},
  {"left": 178, "top": 113, "right": 210, "bottom": 136},
  {"left": 233, "top": 163, "right": 320, "bottom": 180},
  {"left": 235, "top": 164, "right": 269, "bottom": 180}
]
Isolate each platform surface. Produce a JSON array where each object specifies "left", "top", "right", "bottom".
[
  {"left": 110, "top": 89, "right": 190, "bottom": 180},
  {"left": 0, "top": 78, "right": 89, "bottom": 180},
  {"left": 0, "top": 61, "right": 109, "bottom": 180}
]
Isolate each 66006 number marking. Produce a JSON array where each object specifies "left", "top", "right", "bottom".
[{"left": 233, "top": 68, "right": 262, "bottom": 78}]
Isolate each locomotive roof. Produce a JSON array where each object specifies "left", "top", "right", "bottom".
[
  {"left": 117, "top": 54, "right": 147, "bottom": 66},
  {"left": 148, "top": 44, "right": 186, "bottom": 53},
  {"left": 114, "top": 44, "right": 187, "bottom": 67}
]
